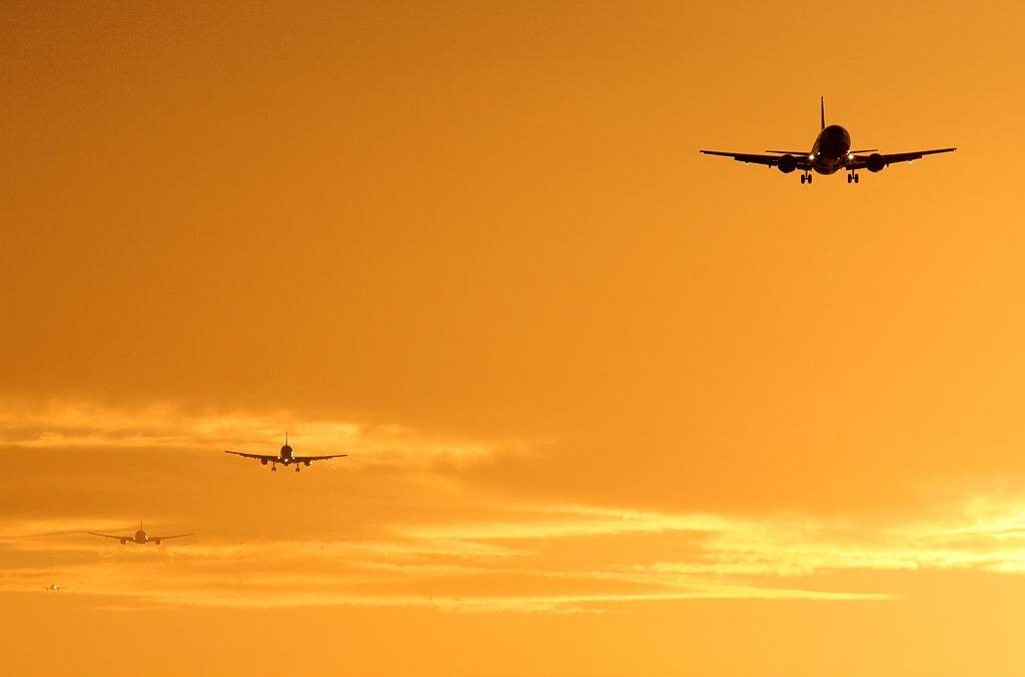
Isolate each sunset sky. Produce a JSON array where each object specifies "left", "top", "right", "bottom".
[{"left": 3, "top": 2, "right": 1025, "bottom": 675}]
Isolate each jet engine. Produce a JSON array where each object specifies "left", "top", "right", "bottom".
[
  {"left": 120, "top": 538, "right": 127, "bottom": 545},
  {"left": 866, "top": 153, "right": 886, "bottom": 172},
  {"left": 260, "top": 458, "right": 268, "bottom": 465},
  {"left": 776, "top": 154, "right": 797, "bottom": 174},
  {"left": 304, "top": 459, "right": 312, "bottom": 466},
  {"left": 152, "top": 538, "right": 162, "bottom": 545}
]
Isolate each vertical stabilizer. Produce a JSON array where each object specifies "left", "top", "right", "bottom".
[{"left": 820, "top": 97, "right": 825, "bottom": 130}]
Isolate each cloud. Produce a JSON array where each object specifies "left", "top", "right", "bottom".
[
  {"left": 0, "top": 398, "right": 518, "bottom": 466},
  {"left": 404, "top": 505, "right": 733, "bottom": 541},
  {"left": 0, "top": 553, "right": 892, "bottom": 613},
  {"left": 6, "top": 398, "right": 1025, "bottom": 614},
  {"left": 10, "top": 493, "right": 1025, "bottom": 613}
]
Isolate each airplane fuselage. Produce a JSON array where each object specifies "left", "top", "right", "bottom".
[
  {"left": 810, "top": 124, "right": 851, "bottom": 174},
  {"left": 260, "top": 445, "right": 299, "bottom": 465}
]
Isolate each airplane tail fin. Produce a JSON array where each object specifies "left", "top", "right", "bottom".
[{"left": 820, "top": 97, "right": 825, "bottom": 130}]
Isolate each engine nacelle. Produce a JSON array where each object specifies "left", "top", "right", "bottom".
[
  {"left": 260, "top": 458, "right": 268, "bottom": 465},
  {"left": 120, "top": 538, "right": 127, "bottom": 545},
  {"left": 304, "top": 459, "right": 312, "bottom": 466},
  {"left": 776, "top": 154, "right": 797, "bottom": 174},
  {"left": 866, "top": 153, "right": 886, "bottom": 173},
  {"left": 152, "top": 538, "right": 162, "bottom": 545}
]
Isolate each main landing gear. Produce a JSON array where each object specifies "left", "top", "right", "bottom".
[
  {"left": 846, "top": 172, "right": 860, "bottom": 184},
  {"left": 800, "top": 172, "right": 813, "bottom": 185},
  {"left": 295, "top": 465, "right": 301, "bottom": 473},
  {"left": 271, "top": 464, "right": 277, "bottom": 472}
]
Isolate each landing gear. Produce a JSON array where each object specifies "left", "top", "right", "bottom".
[
  {"left": 295, "top": 465, "right": 301, "bottom": 473},
  {"left": 271, "top": 464, "right": 277, "bottom": 472},
  {"left": 846, "top": 172, "right": 860, "bottom": 184},
  {"left": 800, "top": 172, "right": 812, "bottom": 185}
]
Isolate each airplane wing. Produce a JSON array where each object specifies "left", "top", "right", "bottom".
[
  {"left": 700, "top": 149, "right": 811, "bottom": 169},
  {"left": 153, "top": 534, "right": 193, "bottom": 540},
  {"left": 224, "top": 450, "right": 276, "bottom": 462},
  {"left": 848, "top": 147, "right": 956, "bottom": 169},
  {"left": 292, "top": 454, "right": 348, "bottom": 463},
  {"left": 89, "top": 532, "right": 127, "bottom": 540}
]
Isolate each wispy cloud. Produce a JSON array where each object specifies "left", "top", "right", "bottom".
[
  {"left": 405, "top": 505, "right": 733, "bottom": 540},
  {"left": 6, "top": 399, "right": 1025, "bottom": 613},
  {"left": 404, "top": 501, "right": 1025, "bottom": 579},
  {"left": 0, "top": 552, "right": 892, "bottom": 613},
  {"left": 9, "top": 494, "right": 1025, "bottom": 612},
  {"left": 0, "top": 398, "right": 516, "bottom": 466}
]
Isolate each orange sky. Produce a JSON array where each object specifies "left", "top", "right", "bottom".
[{"left": 3, "top": 2, "right": 1025, "bottom": 675}]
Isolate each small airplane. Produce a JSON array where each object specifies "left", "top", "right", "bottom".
[
  {"left": 700, "top": 98, "right": 955, "bottom": 184},
  {"left": 225, "top": 433, "right": 347, "bottom": 472},
  {"left": 89, "top": 520, "right": 193, "bottom": 545},
  {"left": 44, "top": 583, "right": 62, "bottom": 592}
]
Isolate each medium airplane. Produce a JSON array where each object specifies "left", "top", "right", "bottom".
[
  {"left": 224, "top": 434, "right": 347, "bottom": 472},
  {"left": 44, "top": 583, "right": 62, "bottom": 592},
  {"left": 89, "top": 521, "right": 192, "bottom": 545},
  {"left": 700, "top": 98, "right": 955, "bottom": 184}
]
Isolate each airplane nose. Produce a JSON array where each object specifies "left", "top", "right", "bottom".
[
  {"left": 820, "top": 127, "right": 851, "bottom": 159},
  {"left": 821, "top": 138, "right": 844, "bottom": 158}
]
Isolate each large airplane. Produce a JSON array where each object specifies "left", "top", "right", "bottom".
[
  {"left": 89, "top": 521, "right": 192, "bottom": 545},
  {"left": 700, "top": 98, "right": 955, "bottom": 184},
  {"left": 225, "top": 434, "right": 347, "bottom": 472}
]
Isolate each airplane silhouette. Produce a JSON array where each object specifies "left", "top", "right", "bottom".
[
  {"left": 44, "top": 583, "right": 62, "bottom": 592},
  {"left": 701, "top": 98, "right": 955, "bottom": 184},
  {"left": 225, "top": 433, "right": 347, "bottom": 472},
  {"left": 89, "top": 520, "right": 192, "bottom": 545}
]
